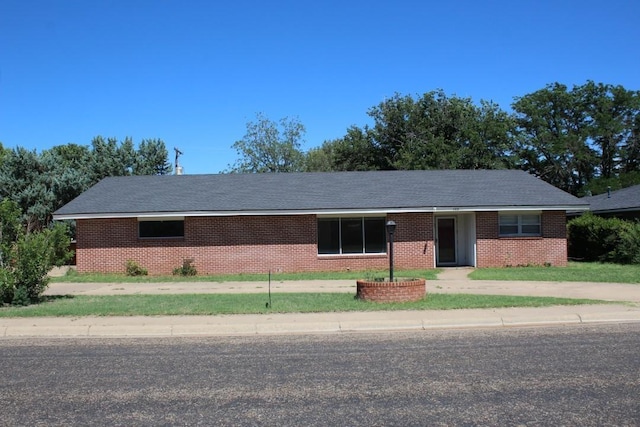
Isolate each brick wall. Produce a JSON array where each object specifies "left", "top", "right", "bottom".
[
  {"left": 76, "top": 213, "right": 435, "bottom": 275},
  {"left": 475, "top": 211, "right": 568, "bottom": 267},
  {"left": 76, "top": 210, "right": 568, "bottom": 275}
]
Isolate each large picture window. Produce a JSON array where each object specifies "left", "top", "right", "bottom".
[
  {"left": 139, "top": 220, "right": 184, "bottom": 238},
  {"left": 499, "top": 214, "right": 541, "bottom": 236},
  {"left": 318, "top": 217, "right": 386, "bottom": 255}
]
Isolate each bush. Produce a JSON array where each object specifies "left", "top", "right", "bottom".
[
  {"left": 0, "top": 268, "right": 15, "bottom": 304},
  {"left": 568, "top": 213, "right": 640, "bottom": 264},
  {"left": 616, "top": 223, "right": 640, "bottom": 264},
  {"left": 0, "top": 199, "right": 73, "bottom": 305},
  {"left": 12, "top": 231, "right": 55, "bottom": 301},
  {"left": 125, "top": 260, "right": 148, "bottom": 276},
  {"left": 173, "top": 259, "right": 197, "bottom": 276}
]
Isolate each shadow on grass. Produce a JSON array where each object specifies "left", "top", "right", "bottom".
[{"left": 39, "top": 295, "right": 75, "bottom": 303}]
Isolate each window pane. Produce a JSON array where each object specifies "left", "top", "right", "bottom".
[
  {"left": 139, "top": 220, "right": 184, "bottom": 238},
  {"left": 364, "top": 218, "right": 386, "bottom": 253},
  {"left": 521, "top": 215, "right": 540, "bottom": 225},
  {"left": 522, "top": 224, "right": 541, "bottom": 234},
  {"left": 318, "top": 218, "right": 340, "bottom": 254},
  {"left": 341, "top": 218, "right": 363, "bottom": 254},
  {"left": 500, "top": 215, "right": 518, "bottom": 226},
  {"left": 499, "top": 225, "right": 519, "bottom": 235}
]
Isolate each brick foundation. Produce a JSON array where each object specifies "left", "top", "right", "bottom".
[{"left": 356, "top": 279, "right": 426, "bottom": 302}]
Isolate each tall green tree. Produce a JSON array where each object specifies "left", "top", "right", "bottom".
[
  {"left": 367, "top": 91, "right": 516, "bottom": 170},
  {"left": 230, "top": 113, "right": 306, "bottom": 173},
  {"left": 514, "top": 82, "right": 640, "bottom": 195},
  {"left": 135, "top": 139, "right": 172, "bottom": 175},
  {"left": 0, "top": 141, "right": 7, "bottom": 165},
  {"left": 0, "top": 137, "right": 173, "bottom": 231},
  {"left": 0, "top": 148, "right": 57, "bottom": 231},
  {"left": 305, "top": 126, "right": 380, "bottom": 172},
  {"left": 513, "top": 83, "right": 597, "bottom": 195},
  {"left": 89, "top": 136, "right": 129, "bottom": 181}
]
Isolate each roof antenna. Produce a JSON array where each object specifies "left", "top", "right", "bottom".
[{"left": 174, "top": 147, "right": 184, "bottom": 175}]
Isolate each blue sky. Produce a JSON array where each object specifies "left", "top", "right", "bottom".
[{"left": 1, "top": 1, "right": 638, "bottom": 174}]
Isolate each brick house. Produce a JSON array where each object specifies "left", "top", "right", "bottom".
[{"left": 53, "top": 170, "right": 588, "bottom": 275}]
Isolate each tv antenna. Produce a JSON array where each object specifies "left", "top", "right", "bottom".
[{"left": 174, "top": 147, "right": 184, "bottom": 175}]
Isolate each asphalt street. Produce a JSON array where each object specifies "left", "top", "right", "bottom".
[{"left": 1, "top": 323, "right": 639, "bottom": 426}]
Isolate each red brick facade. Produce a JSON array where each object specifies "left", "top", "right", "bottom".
[
  {"left": 76, "top": 210, "right": 568, "bottom": 275},
  {"left": 475, "top": 211, "right": 568, "bottom": 267}
]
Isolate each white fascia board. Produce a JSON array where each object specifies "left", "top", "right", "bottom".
[
  {"left": 53, "top": 208, "right": 434, "bottom": 220},
  {"left": 431, "top": 205, "right": 589, "bottom": 213},
  {"left": 53, "top": 205, "right": 589, "bottom": 221}
]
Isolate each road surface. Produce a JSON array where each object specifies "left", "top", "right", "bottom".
[{"left": 1, "top": 324, "right": 639, "bottom": 426}]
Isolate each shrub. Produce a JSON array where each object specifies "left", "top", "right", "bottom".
[
  {"left": 13, "top": 231, "right": 55, "bottom": 301},
  {"left": 0, "top": 268, "right": 15, "bottom": 304},
  {"left": 173, "top": 259, "right": 197, "bottom": 276},
  {"left": 125, "top": 260, "right": 148, "bottom": 276},
  {"left": 0, "top": 200, "right": 73, "bottom": 305},
  {"left": 616, "top": 222, "right": 640, "bottom": 264},
  {"left": 568, "top": 213, "right": 640, "bottom": 264}
]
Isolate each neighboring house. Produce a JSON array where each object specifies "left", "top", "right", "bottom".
[
  {"left": 581, "top": 184, "right": 640, "bottom": 220},
  {"left": 53, "top": 170, "right": 588, "bottom": 275}
]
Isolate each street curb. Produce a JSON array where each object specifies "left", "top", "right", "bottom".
[{"left": 2, "top": 306, "right": 640, "bottom": 338}]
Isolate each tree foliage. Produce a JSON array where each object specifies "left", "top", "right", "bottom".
[
  {"left": 230, "top": 113, "right": 306, "bottom": 173},
  {"left": 514, "top": 81, "right": 640, "bottom": 195},
  {"left": 369, "top": 91, "right": 516, "bottom": 170},
  {"left": 300, "top": 83, "right": 640, "bottom": 196},
  {"left": 0, "top": 137, "right": 173, "bottom": 231},
  {"left": 305, "top": 126, "right": 381, "bottom": 172},
  {"left": 304, "top": 91, "right": 516, "bottom": 173}
]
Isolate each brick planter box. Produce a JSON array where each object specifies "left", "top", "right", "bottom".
[{"left": 356, "top": 278, "right": 426, "bottom": 303}]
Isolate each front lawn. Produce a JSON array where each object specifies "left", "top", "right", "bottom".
[
  {"left": 0, "top": 293, "right": 610, "bottom": 318},
  {"left": 51, "top": 269, "right": 440, "bottom": 283},
  {"left": 469, "top": 262, "right": 640, "bottom": 284}
]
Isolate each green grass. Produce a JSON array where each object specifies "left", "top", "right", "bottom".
[
  {"left": 0, "top": 293, "right": 610, "bottom": 318},
  {"left": 469, "top": 262, "right": 640, "bottom": 284},
  {"left": 52, "top": 269, "right": 440, "bottom": 283}
]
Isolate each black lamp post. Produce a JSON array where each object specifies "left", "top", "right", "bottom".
[{"left": 386, "top": 220, "right": 396, "bottom": 282}]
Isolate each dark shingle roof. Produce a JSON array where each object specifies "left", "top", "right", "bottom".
[
  {"left": 53, "top": 170, "right": 586, "bottom": 218},
  {"left": 583, "top": 184, "right": 640, "bottom": 214}
]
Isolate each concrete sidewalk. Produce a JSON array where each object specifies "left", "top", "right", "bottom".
[
  {"left": 2, "top": 304, "right": 640, "bottom": 338},
  {"left": 1, "top": 268, "right": 638, "bottom": 338},
  {"left": 43, "top": 273, "right": 640, "bottom": 303}
]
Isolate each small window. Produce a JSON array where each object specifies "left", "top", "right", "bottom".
[
  {"left": 499, "top": 214, "right": 541, "bottom": 236},
  {"left": 317, "top": 217, "right": 386, "bottom": 254},
  {"left": 139, "top": 220, "right": 184, "bottom": 238}
]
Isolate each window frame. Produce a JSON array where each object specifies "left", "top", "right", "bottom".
[
  {"left": 317, "top": 216, "right": 387, "bottom": 255},
  {"left": 138, "top": 217, "right": 185, "bottom": 239},
  {"left": 498, "top": 213, "right": 541, "bottom": 237}
]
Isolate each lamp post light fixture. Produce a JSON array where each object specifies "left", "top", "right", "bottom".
[{"left": 386, "top": 220, "right": 397, "bottom": 282}]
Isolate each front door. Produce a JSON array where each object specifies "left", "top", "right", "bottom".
[{"left": 436, "top": 217, "right": 456, "bottom": 265}]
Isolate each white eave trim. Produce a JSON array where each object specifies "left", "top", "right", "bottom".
[{"left": 52, "top": 204, "right": 590, "bottom": 221}]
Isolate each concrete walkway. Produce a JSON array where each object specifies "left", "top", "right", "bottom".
[
  {"left": 1, "top": 268, "right": 638, "bottom": 338},
  {"left": 42, "top": 268, "right": 640, "bottom": 303}
]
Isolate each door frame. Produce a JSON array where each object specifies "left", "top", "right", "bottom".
[{"left": 435, "top": 216, "right": 457, "bottom": 266}]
